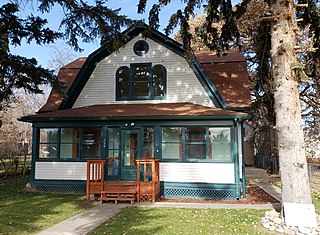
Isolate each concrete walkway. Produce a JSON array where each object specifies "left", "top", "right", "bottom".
[
  {"left": 246, "top": 167, "right": 282, "bottom": 203},
  {"left": 35, "top": 167, "right": 281, "bottom": 235},
  {"left": 35, "top": 203, "right": 128, "bottom": 235}
]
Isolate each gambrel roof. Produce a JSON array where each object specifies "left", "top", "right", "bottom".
[{"left": 22, "top": 23, "right": 251, "bottom": 122}]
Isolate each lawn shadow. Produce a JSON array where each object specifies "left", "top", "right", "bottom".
[{"left": 0, "top": 178, "right": 90, "bottom": 234}]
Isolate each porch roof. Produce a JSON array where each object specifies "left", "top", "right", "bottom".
[{"left": 21, "top": 103, "right": 249, "bottom": 122}]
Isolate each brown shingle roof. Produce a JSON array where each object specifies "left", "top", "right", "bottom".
[
  {"left": 38, "top": 58, "right": 86, "bottom": 113},
  {"left": 24, "top": 103, "right": 248, "bottom": 121},
  {"left": 195, "top": 51, "right": 251, "bottom": 108}
]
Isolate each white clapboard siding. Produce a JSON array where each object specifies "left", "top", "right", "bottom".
[
  {"left": 73, "top": 36, "right": 214, "bottom": 108},
  {"left": 160, "top": 162, "right": 235, "bottom": 184},
  {"left": 35, "top": 162, "right": 87, "bottom": 180}
]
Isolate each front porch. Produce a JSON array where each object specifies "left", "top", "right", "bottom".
[{"left": 86, "top": 159, "right": 161, "bottom": 204}]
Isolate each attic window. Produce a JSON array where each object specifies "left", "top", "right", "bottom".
[
  {"left": 133, "top": 40, "right": 149, "bottom": 56},
  {"left": 116, "top": 63, "right": 166, "bottom": 100}
]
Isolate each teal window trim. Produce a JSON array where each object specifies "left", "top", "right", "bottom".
[
  {"left": 116, "top": 63, "right": 167, "bottom": 100},
  {"left": 161, "top": 126, "right": 234, "bottom": 163},
  {"left": 37, "top": 127, "right": 103, "bottom": 161}
]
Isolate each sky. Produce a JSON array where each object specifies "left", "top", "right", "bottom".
[{"left": 10, "top": 0, "right": 198, "bottom": 67}]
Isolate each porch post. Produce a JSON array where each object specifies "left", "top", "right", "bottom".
[{"left": 234, "top": 119, "right": 240, "bottom": 199}]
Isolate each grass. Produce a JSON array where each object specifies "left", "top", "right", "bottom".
[
  {"left": 272, "top": 179, "right": 320, "bottom": 213},
  {"left": 313, "top": 191, "right": 320, "bottom": 214},
  {"left": 0, "top": 178, "right": 91, "bottom": 235},
  {"left": 89, "top": 207, "right": 269, "bottom": 235}
]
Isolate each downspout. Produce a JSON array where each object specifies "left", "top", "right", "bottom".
[{"left": 241, "top": 122, "right": 247, "bottom": 198}]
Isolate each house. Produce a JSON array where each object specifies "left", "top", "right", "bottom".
[{"left": 20, "top": 23, "right": 251, "bottom": 200}]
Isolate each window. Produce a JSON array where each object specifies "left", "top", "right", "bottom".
[
  {"left": 209, "top": 127, "right": 232, "bottom": 160},
  {"left": 133, "top": 40, "right": 149, "bottom": 56},
  {"left": 161, "top": 126, "right": 233, "bottom": 161},
  {"left": 116, "top": 63, "right": 166, "bottom": 100},
  {"left": 82, "top": 128, "right": 101, "bottom": 159},
  {"left": 39, "top": 128, "right": 58, "bottom": 158},
  {"left": 38, "top": 127, "right": 102, "bottom": 160},
  {"left": 60, "top": 128, "right": 79, "bottom": 159},
  {"left": 162, "top": 127, "right": 181, "bottom": 160},
  {"left": 143, "top": 128, "right": 154, "bottom": 158},
  {"left": 185, "top": 127, "right": 206, "bottom": 160},
  {"left": 117, "top": 66, "right": 130, "bottom": 98}
]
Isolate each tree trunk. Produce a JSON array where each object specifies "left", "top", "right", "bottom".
[
  {"left": 271, "top": 0, "right": 312, "bottom": 205},
  {"left": 271, "top": 0, "right": 316, "bottom": 226}
]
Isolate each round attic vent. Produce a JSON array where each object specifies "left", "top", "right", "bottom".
[{"left": 133, "top": 40, "right": 149, "bottom": 56}]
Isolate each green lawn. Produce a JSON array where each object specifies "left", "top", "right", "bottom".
[
  {"left": 89, "top": 207, "right": 270, "bottom": 235},
  {"left": 313, "top": 191, "right": 320, "bottom": 214},
  {"left": 1, "top": 177, "right": 319, "bottom": 235},
  {"left": 0, "top": 178, "right": 91, "bottom": 235}
]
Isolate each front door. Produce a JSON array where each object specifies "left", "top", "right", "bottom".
[{"left": 120, "top": 130, "right": 141, "bottom": 180}]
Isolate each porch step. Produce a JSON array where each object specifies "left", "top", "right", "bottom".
[{"left": 99, "top": 190, "right": 137, "bottom": 204}]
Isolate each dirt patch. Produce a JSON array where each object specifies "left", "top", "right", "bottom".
[{"left": 158, "top": 181, "right": 279, "bottom": 204}]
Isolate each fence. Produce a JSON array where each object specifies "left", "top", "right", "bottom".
[
  {"left": 308, "top": 163, "right": 320, "bottom": 191},
  {"left": 254, "top": 155, "right": 279, "bottom": 174}
]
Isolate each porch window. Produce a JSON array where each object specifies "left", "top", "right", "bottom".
[
  {"left": 39, "top": 128, "right": 58, "bottom": 158},
  {"left": 209, "top": 127, "right": 232, "bottom": 160},
  {"left": 162, "top": 127, "right": 181, "bottom": 160},
  {"left": 143, "top": 128, "right": 154, "bottom": 158},
  {"left": 81, "top": 128, "right": 101, "bottom": 159},
  {"left": 116, "top": 63, "right": 166, "bottom": 100},
  {"left": 60, "top": 128, "right": 79, "bottom": 159},
  {"left": 37, "top": 127, "right": 102, "bottom": 160},
  {"left": 185, "top": 127, "right": 206, "bottom": 160},
  {"left": 161, "top": 126, "right": 233, "bottom": 161}
]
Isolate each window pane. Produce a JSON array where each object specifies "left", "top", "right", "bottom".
[
  {"left": 162, "top": 127, "right": 180, "bottom": 142},
  {"left": 143, "top": 128, "right": 154, "bottom": 158},
  {"left": 39, "top": 128, "right": 58, "bottom": 159},
  {"left": 82, "top": 128, "right": 101, "bottom": 159},
  {"left": 133, "top": 65, "right": 149, "bottom": 82},
  {"left": 123, "top": 133, "right": 138, "bottom": 166},
  {"left": 209, "top": 127, "right": 232, "bottom": 160},
  {"left": 162, "top": 143, "right": 180, "bottom": 159},
  {"left": 153, "top": 81, "right": 164, "bottom": 97},
  {"left": 118, "top": 66, "right": 130, "bottom": 98},
  {"left": 60, "top": 128, "right": 79, "bottom": 159},
  {"left": 185, "top": 144, "right": 206, "bottom": 159},
  {"left": 39, "top": 143, "right": 58, "bottom": 158},
  {"left": 60, "top": 144, "right": 78, "bottom": 159},
  {"left": 133, "top": 65, "right": 150, "bottom": 97},
  {"left": 108, "top": 128, "right": 120, "bottom": 158},
  {"left": 162, "top": 127, "right": 181, "bottom": 159},
  {"left": 185, "top": 127, "right": 206, "bottom": 143},
  {"left": 133, "top": 81, "right": 149, "bottom": 96},
  {"left": 120, "top": 82, "right": 130, "bottom": 97},
  {"left": 153, "top": 65, "right": 165, "bottom": 97},
  {"left": 40, "top": 128, "right": 58, "bottom": 143},
  {"left": 118, "top": 66, "right": 130, "bottom": 81}
]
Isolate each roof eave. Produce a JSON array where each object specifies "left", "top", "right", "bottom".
[{"left": 19, "top": 114, "right": 250, "bottom": 123}]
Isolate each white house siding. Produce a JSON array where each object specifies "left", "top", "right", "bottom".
[
  {"left": 160, "top": 162, "right": 235, "bottom": 184},
  {"left": 73, "top": 36, "right": 214, "bottom": 108},
  {"left": 35, "top": 162, "right": 87, "bottom": 180}
]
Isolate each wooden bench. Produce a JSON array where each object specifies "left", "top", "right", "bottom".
[{"left": 99, "top": 190, "right": 137, "bottom": 205}]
